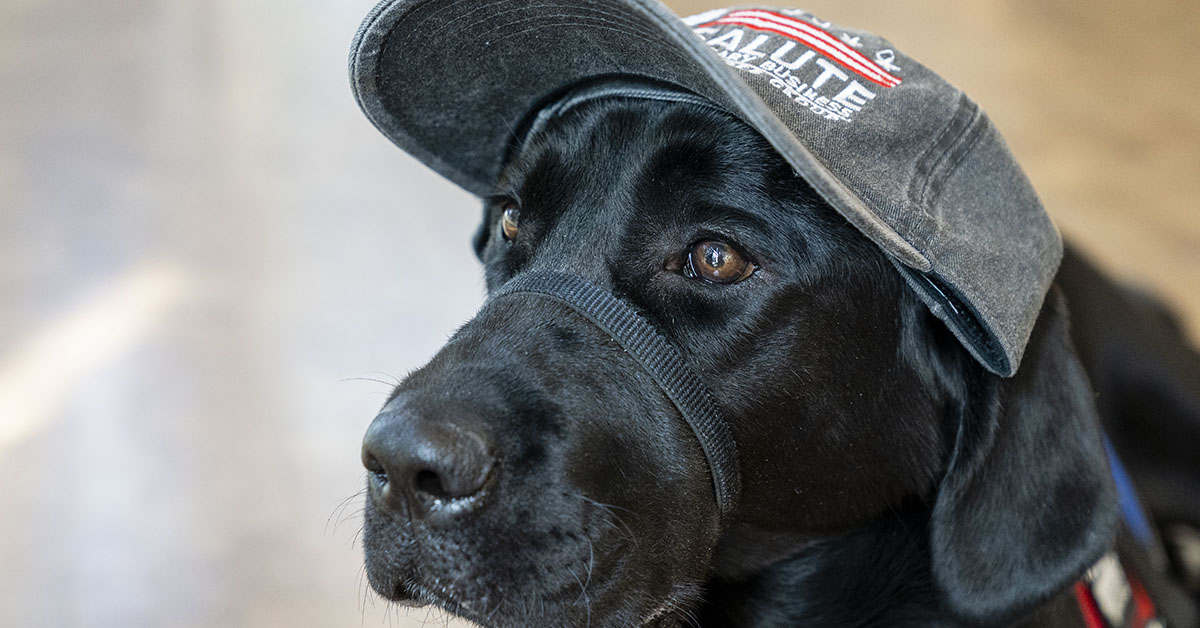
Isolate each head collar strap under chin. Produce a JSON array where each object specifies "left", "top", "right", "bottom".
[{"left": 489, "top": 271, "right": 741, "bottom": 522}]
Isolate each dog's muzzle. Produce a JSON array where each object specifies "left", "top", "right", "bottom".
[
  {"left": 361, "top": 270, "right": 739, "bottom": 527},
  {"left": 488, "top": 271, "right": 741, "bottom": 519}
]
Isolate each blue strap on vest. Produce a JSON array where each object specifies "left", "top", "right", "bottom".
[{"left": 1103, "top": 435, "right": 1155, "bottom": 548}]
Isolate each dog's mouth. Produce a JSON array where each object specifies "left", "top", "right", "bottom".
[
  {"left": 385, "top": 579, "right": 498, "bottom": 624},
  {"left": 384, "top": 582, "right": 688, "bottom": 628},
  {"left": 369, "top": 548, "right": 697, "bottom": 628},
  {"left": 379, "top": 580, "right": 681, "bottom": 628}
]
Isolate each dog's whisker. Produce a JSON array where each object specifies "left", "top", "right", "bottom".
[
  {"left": 340, "top": 375, "right": 402, "bottom": 390},
  {"left": 584, "top": 535, "right": 595, "bottom": 592},
  {"left": 357, "top": 563, "right": 368, "bottom": 614},
  {"left": 573, "top": 493, "right": 635, "bottom": 515},
  {"left": 566, "top": 564, "right": 593, "bottom": 628},
  {"left": 335, "top": 504, "right": 366, "bottom": 536},
  {"left": 326, "top": 487, "right": 368, "bottom": 537},
  {"left": 572, "top": 492, "right": 637, "bottom": 545},
  {"left": 325, "top": 485, "right": 363, "bottom": 527},
  {"left": 363, "top": 370, "right": 403, "bottom": 385}
]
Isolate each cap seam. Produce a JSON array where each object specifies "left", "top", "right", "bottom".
[
  {"left": 912, "top": 94, "right": 977, "bottom": 213},
  {"left": 923, "top": 106, "right": 988, "bottom": 213}
]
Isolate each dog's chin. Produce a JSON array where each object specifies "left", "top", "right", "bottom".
[
  {"left": 367, "top": 565, "right": 696, "bottom": 628},
  {"left": 378, "top": 579, "right": 494, "bottom": 625},
  {"left": 368, "top": 575, "right": 512, "bottom": 627}
]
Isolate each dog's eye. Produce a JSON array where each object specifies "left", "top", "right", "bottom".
[
  {"left": 686, "top": 240, "right": 755, "bottom": 284},
  {"left": 499, "top": 203, "right": 520, "bottom": 241}
]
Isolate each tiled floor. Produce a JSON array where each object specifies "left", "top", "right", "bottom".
[{"left": 1, "top": 1, "right": 1196, "bottom": 626}]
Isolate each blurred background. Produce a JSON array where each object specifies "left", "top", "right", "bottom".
[{"left": 1, "top": 0, "right": 1197, "bottom": 626}]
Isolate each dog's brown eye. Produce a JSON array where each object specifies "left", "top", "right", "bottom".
[
  {"left": 500, "top": 204, "right": 520, "bottom": 241},
  {"left": 687, "top": 240, "right": 755, "bottom": 284}
]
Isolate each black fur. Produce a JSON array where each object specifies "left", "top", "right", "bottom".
[{"left": 361, "top": 97, "right": 1200, "bottom": 627}]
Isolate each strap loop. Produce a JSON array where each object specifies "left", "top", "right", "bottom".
[{"left": 490, "top": 271, "right": 741, "bottom": 520}]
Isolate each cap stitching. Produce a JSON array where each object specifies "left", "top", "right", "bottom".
[
  {"left": 922, "top": 107, "right": 988, "bottom": 212},
  {"left": 912, "top": 94, "right": 978, "bottom": 212},
  {"left": 909, "top": 95, "right": 968, "bottom": 211}
]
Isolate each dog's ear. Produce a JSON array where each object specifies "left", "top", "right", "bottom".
[{"left": 930, "top": 286, "right": 1118, "bottom": 624}]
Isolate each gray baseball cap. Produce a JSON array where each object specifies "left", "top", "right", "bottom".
[{"left": 349, "top": 1, "right": 1062, "bottom": 377}]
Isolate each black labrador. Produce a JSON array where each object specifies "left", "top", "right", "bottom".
[{"left": 359, "top": 96, "right": 1200, "bottom": 627}]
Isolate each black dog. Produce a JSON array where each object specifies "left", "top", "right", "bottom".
[{"left": 359, "top": 96, "right": 1200, "bottom": 627}]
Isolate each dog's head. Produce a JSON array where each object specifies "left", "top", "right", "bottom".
[{"left": 360, "top": 96, "right": 1116, "bottom": 627}]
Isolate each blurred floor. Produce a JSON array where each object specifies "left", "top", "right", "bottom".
[{"left": 0, "top": 0, "right": 1196, "bottom": 627}]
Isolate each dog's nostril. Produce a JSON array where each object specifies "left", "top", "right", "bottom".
[
  {"left": 362, "top": 409, "right": 497, "bottom": 516},
  {"left": 414, "top": 469, "right": 448, "bottom": 499},
  {"left": 362, "top": 451, "right": 388, "bottom": 482}
]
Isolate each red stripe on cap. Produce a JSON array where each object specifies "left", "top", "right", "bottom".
[
  {"left": 734, "top": 11, "right": 899, "bottom": 82},
  {"left": 1073, "top": 581, "right": 1108, "bottom": 628},
  {"left": 713, "top": 10, "right": 901, "bottom": 87},
  {"left": 705, "top": 17, "right": 896, "bottom": 88}
]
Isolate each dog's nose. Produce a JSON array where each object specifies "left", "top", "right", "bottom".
[{"left": 361, "top": 407, "right": 496, "bottom": 516}]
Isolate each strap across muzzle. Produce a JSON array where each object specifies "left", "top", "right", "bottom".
[{"left": 489, "top": 271, "right": 741, "bottom": 521}]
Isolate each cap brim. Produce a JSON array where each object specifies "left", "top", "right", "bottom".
[{"left": 349, "top": 0, "right": 931, "bottom": 273}]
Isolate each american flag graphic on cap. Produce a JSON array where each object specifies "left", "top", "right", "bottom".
[{"left": 698, "top": 9, "right": 903, "bottom": 88}]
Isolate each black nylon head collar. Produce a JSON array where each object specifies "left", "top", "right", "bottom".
[{"left": 489, "top": 271, "right": 741, "bottom": 521}]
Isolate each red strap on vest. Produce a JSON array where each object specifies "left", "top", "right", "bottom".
[
  {"left": 1128, "top": 574, "right": 1158, "bottom": 627},
  {"left": 1075, "top": 581, "right": 1108, "bottom": 628},
  {"left": 1073, "top": 559, "right": 1160, "bottom": 628}
]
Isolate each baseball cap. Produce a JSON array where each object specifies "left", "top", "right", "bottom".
[{"left": 349, "top": 1, "right": 1062, "bottom": 377}]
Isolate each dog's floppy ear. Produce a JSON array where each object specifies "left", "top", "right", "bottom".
[{"left": 930, "top": 286, "right": 1118, "bottom": 624}]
